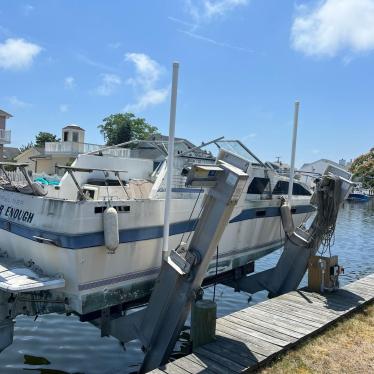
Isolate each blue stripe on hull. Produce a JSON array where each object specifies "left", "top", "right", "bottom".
[{"left": 0, "top": 204, "right": 315, "bottom": 250}]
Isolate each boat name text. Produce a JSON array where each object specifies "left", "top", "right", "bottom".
[{"left": 0, "top": 205, "right": 34, "bottom": 223}]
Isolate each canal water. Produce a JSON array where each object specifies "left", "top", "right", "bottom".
[{"left": 0, "top": 199, "right": 373, "bottom": 373}]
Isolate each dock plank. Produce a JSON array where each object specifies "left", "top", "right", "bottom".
[
  {"left": 217, "top": 318, "right": 290, "bottom": 347},
  {"left": 151, "top": 274, "right": 374, "bottom": 374},
  {"left": 234, "top": 311, "right": 306, "bottom": 338},
  {"left": 187, "top": 353, "right": 234, "bottom": 374},
  {"left": 172, "top": 356, "right": 215, "bottom": 374},
  {"left": 223, "top": 314, "right": 297, "bottom": 343},
  {"left": 195, "top": 346, "right": 248, "bottom": 373}
]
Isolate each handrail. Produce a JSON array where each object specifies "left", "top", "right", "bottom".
[{"left": 55, "top": 165, "right": 128, "bottom": 173}]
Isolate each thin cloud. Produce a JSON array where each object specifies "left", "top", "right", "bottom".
[
  {"left": 108, "top": 42, "right": 122, "bottom": 49},
  {"left": 76, "top": 53, "right": 119, "bottom": 72},
  {"left": 0, "top": 25, "right": 11, "bottom": 37},
  {"left": 179, "top": 29, "right": 253, "bottom": 52},
  {"left": 125, "top": 52, "right": 164, "bottom": 88},
  {"left": 124, "top": 53, "right": 169, "bottom": 112},
  {"left": 22, "top": 4, "right": 35, "bottom": 16},
  {"left": 0, "top": 38, "right": 42, "bottom": 70},
  {"left": 241, "top": 133, "right": 257, "bottom": 142},
  {"left": 124, "top": 87, "right": 169, "bottom": 112},
  {"left": 7, "top": 96, "right": 31, "bottom": 108},
  {"left": 95, "top": 74, "right": 122, "bottom": 96},
  {"left": 168, "top": 16, "right": 199, "bottom": 31},
  {"left": 291, "top": 0, "right": 374, "bottom": 58},
  {"left": 59, "top": 104, "right": 69, "bottom": 113},
  {"left": 185, "top": 0, "right": 249, "bottom": 23},
  {"left": 64, "top": 76, "right": 75, "bottom": 89}
]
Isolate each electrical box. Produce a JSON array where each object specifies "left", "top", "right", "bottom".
[{"left": 308, "top": 255, "right": 343, "bottom": 293}]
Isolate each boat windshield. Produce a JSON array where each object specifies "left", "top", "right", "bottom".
[{"left": 214, "top": 140, "right": 264, "bottom": 166}]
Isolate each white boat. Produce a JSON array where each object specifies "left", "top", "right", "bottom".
[{"left": 0, "top": 138, "right": 314, "bottom": 315}]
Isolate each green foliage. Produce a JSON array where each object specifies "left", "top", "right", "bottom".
[
  {"left": 35, "top": 132, "right": 60, "bottom": 147},
  {"left": 349, "top": 148, "right": 374, "bottom": 187},
  {"left": 98, "top": 113, "right": 159, "bottom": 146},
  {"left": 19, "top": 141, "right": 34, "bottom": 153}
]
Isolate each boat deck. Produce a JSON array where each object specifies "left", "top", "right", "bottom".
[{"left": 151, "top": 273, "right": 374, "bottom": 373}]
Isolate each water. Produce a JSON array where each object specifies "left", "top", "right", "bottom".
[{"left": 0, "top": 200, "right": 373, "bottom": 373}]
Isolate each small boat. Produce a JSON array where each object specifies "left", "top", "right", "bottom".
[{"left": 347, "top": 192, "right": 370, "bottom": 201}]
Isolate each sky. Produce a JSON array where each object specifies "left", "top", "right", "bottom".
[{"left": 1, "top": 0, "right": 374, "bottom": 167}]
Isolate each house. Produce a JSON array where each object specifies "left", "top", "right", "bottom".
[
  {"left": 14, "top": 147, "right": 43, "bottom": 172},
  {"left": 299, "top": 158, "right": 352, "bottom": 186},
  {"left": 0, "top": 109, "right": 13, "bottom": 160},
  {"left": 16, "top": 124, "right": 104, "bottom": 175}
]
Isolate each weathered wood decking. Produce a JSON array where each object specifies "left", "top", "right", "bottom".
[{"left": 150, "top": 273, "right": 374, "bottom": 373}]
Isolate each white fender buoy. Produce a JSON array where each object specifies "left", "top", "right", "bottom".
[
  {"left": 280, "top": 203, "right": 295, "bottom": 235},
  {"left": 103, "top": 207, "right": 119, "bottom": 253}
]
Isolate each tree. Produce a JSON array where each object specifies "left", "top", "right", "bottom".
[
  {"left": 19, "top": 141, "right": 34, "bottom": 153},
  {"left": 98, "top": 113, "right": 159, "bottom": 146},
  {"left": 35, "top": 132, "right": 60, "bottom": 147},
  {"left": 349, "top": 148, "right": 374, "bottom": 188}
]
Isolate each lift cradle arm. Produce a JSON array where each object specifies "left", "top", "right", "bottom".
[{"left": 99, "top": 158, "right": 248, "bottom": 373}]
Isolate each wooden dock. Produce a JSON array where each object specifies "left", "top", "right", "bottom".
[{"left": 150, "top": 273, "right": 374, "bottom": 373}]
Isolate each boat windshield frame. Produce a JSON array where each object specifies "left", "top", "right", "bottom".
[{"left": 213, "top": 140, "right": 266, "bottom": 167}]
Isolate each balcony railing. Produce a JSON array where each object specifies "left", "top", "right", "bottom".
[
  {"left": 45, "top": 141, "right": 131, "bottom": 158},
  {"left": 45, "top": 141, "right": 101, "bottom": 155},
  {"left": 0, "top": 129, "right": 11, "bottom": 144}
]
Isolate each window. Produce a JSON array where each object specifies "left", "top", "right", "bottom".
[
  {"left": 63, "top": 131, "right": 69, "bottom": 141},
  {"left": 273, "top": 181, "right": 311, "bottom": 196},
  {"left": 247, "top": 177, "right": 269, "bottom": 194},
  {"left": 292, "top": 183, "right": 312, "bottom": 196},
  {"left": 95, "top": 205, "right": 130, "bottom": 214},
  {"left": 272, "top": 181, "right": 289, "bottom": 195},
  {"left": 72, "top": 132, "right": 79, "bottom": 142}
]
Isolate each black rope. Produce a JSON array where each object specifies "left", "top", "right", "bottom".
[{"left": 311, "top": 177, "right": 341, "bottom": 258}]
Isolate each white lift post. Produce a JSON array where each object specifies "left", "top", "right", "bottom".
[
  {"left": 162, "top": 62, "right": 179, "bottom": 259},
  {"left": 288, "top": 101, "right": 300, "bottom": 206}
]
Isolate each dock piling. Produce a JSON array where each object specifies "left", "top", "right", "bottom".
[{"left": 191, "top": 299, "right": 217, "bottom": 350}]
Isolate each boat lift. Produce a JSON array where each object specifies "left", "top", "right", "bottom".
[
  {"left": 0, "top": 63, "right": 353, "bottom": 372},
  {"left": 0, "top": 156, "right": 351, "bottom": 373}
]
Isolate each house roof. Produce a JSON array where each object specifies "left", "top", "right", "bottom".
[
  {"left": 301, "top": 159, "right": 342, "bottom": 169},
  {"left": 14, "top": 146, "right": 43, "bottom": 161},
  {"left": 63, "top": 124, "right": 85, "bottom": 131},
  {"left": 2, "top": 147, "right": 20, "bottom": 160},
  {"left": 0, "top": 109, "right": 13, "bottom": 119},
  {"left": 147, "top": 134, "right": 196, "bottom": 148}
]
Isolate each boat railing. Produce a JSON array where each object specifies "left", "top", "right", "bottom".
[
  {"left": 0, "top": 162, "right": 47, "bottom": 196},
  {"left": 0, "top": 169, "right": 28, "bottom": 183}
]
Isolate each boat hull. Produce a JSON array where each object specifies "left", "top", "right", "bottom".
[{"left": 0, "top": 189, "right": 313, "bottom": 314}]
